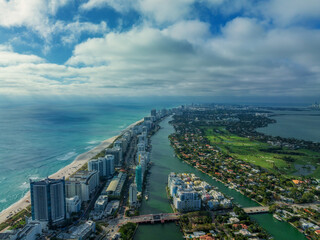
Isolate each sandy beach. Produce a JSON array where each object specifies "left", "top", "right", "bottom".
[{"left": 0, "top": 119, "right": 143, "bottom": 225}]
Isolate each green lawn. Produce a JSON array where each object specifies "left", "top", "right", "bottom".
[{"left": 203, "top": 127, "right": 320, "bottom": 178}]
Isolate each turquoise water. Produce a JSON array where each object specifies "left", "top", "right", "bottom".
[{"left": 0, "top": 101, "right": 174, "bottom": 213}]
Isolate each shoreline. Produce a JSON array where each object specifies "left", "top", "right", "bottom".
[{"left": 0, "top": 119, "right": 143, "bottom": 225}]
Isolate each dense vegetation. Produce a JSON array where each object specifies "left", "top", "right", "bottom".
[
  {"left": 119, "top": 222, "right": 137, "bottom": 240},
  {"left": 0, "top": 206, "right": 31, "bottom": 231}
]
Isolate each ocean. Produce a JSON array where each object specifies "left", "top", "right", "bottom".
[
  {"left": 0, "top": 100, "right": 175, "bottom": 213},
  {"left": 1, "top": 103, "right": 319, "bottom": 213}
]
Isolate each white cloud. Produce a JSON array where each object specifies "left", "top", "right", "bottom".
[
  {"left": 0, "top": 44, "right": 44, "bottom": 66},
  {"left": 137, "top": 0, "right": 194, "bottom": 23},
  {"left": 80, "top": 0, "right": 253, "bottom": 24},
  {"left": 260, "top": 0, "right": 320, "bottom": 26},
  {"left": 0, "top": 0, "right": 70, "bottom": 39},
  {"left": 162, "top": 20, "right": 211, "bottom": 45},
  {"left": 81, "top": 0, "right": 320, "bottom": 28},
  {"left": 1, "top": 0, "right": 320, "bottom": 98},
  {"left": 80, "top": 0, "right": 135, "bottom": 12},
  {"left": 54, "top": 21, "right": 108, "bottom": 45},
  {"left": 80, "top": 0, "right": 222, "bottom": 24},
  {"left": 63, "top": 20, "right": 320, "bottom": 97},
  {"left": 81, "top": 0, "right": 195, "bottom": 23},
  {"left": 0, "top": 0, "right": 108, "bottom": 53}
]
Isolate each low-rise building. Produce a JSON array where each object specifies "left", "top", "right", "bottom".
[
  {"left": 58, "top": 221, "right": 95, "bottom": 240},
  {"left": 103, "top": 173, "right": 127, "bottom": 198},
  {"left": 15, "top": 221, "right": 42, "bottom": 240},
  {"left": 94, "top": 196, "right": 108, "bottom": 212},
  {"left": 105, "top": 201, "right": 120, "bottom": 216},
  {"left": 173, "top": 189, "right": 201, "bottom": 212},
  {"left": 168, "top": 172, "right": 232, "bottom": 212},
  {"left": 66, "top": 195, "right": 82, "bottom": 216}
]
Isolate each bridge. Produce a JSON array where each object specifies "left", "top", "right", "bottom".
[
  {"left": 243, "top": 206, "right": 269, "bottom": 214},
  {"left": 123, "top": 207, "right": 270, "bottom": 224},
  {"left": 121, "top": 213, "right": 181, "bottom": 225},
  {"left": 118, "top": 207, "right": 270, "bottom": 227}
]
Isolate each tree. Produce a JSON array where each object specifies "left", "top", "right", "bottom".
[
  {"left": 301, "top": 192, "right": 315, "bottom": 203},
  {"left": 119, "top": 222, "right": 137, "bottom": 240}
]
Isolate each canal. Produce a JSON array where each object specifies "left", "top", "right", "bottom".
[{"left": 134, "top": 117, "right": 307, "bottom": 240}]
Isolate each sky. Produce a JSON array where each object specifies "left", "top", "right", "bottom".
[{"left": 0, "top": 0, "right": 320, "bottom": 102}]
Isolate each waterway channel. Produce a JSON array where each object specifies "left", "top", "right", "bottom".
[{"left": 134, "top": 116, "right": 307, "bottom": 240}]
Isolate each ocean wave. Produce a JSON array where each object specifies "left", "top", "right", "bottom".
[
  {"left": 0, "top": 177, "right": 6, "bottom": 184},
  {"left": 0, "top": 199, "right": 7, "bottom": 203},
  {"left": 57, "top": 151, "right": 77, "bottom": 161},
  {"left": 19, "top": 175, "right": 40, "bottom": 189},
  {"left": 84, "top": 146, "right": 94, "bottom": 150},
  {"left": 18, "top": 181, "right": 29, "bottom": 189},
  {"left": 87, "top": 140, "right": 100, "bottom": 145},
  {"left": 29, "top": 175, "right": 40, "bottom": 181}
]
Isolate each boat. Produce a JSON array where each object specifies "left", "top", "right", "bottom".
[
  {"left": 145, "top": 195, "right": 149, "bottom": 201},
  {"left": 273, "top": 214, "right": 283, "bottom": 221}
]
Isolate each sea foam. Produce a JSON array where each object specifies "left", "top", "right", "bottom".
[{"left": 57, "top": 151, "right": 77, "bottom": 161}]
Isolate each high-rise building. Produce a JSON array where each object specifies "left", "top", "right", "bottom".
[
  {"left": 144, "top": 116, "right": 152, "bottom": 122},
  {"left": 88, "top": 158, "right": 104, "bottom": 177},
  {"left": 151, "top": 109, "right": 156, "bottom": 117},
  {"left": 136, "top": 151, "right": 149, "bottom": 167},
  {"left": 105, "top": 148, "right": 122, "bottom": 167},
  {"left": 137, "top": 143, "right": 145, "bottom": 152},
  {"left": 129, "top": 184, "right": 137, "bottom": 206},
  {"left": 65, "top": 171, "right": 99, "bottom": 202},
  {"left": 105, "top": 154, "right": 115, "bottom": 177},
  {"left": 135, "top": 166, "right": 142, "bottom": 192},
  {"left": 30, "top": 178, "right": 66, "bottom": 225},
  {"left": 139, "top": 154, "right": 146, "bottom": 174},
  {"left": 114, "top": 140, "right": 122, "bottom": 150},
  {"left": 138, "top": 134, "right": 147, "bottom": 147}
]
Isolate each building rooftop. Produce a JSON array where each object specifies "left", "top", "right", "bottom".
[
  {"left": 106, "top": 179, "right": 120, "bottom": 193},
  {"left": 69, "top": 170, "right": 98, "bottom": 184},
  {"left": 30, "top": 177, "right": 64, "bottom": 184}
]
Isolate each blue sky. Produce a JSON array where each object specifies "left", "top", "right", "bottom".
[{"left": 0, "top": 0, "right": 320, "bottom": 101}]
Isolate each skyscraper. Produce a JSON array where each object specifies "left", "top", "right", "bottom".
[
  {"left": 105, "top": 154, "right": 115, "bottom": 177},
  {"left": 65, "top": 171, "right": 99, "bottom": 202},
  {"left": 30, "top": 178, "right": 66, "bottom": 225},
  {"left": 137, "top": 143, "right": 145, "bottom": 152},
  {"left": 151, "top": 109, "right": 156, "bottom": 117},
  {"left": 88, "top": 158, "right": 104, "bottom": 177},
  {"left": 135, "top": 165, "right": 142, "bottom": 192},
  {"left": 105, "top": 148, "right": 122, "bottom": 167},
  {"left": 129, "top": 183, "right": 137, "bottom": 206}
]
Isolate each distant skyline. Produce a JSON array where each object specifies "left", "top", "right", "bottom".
[{"left": 0, "top": 0, "right": 320, "bottom": 100}]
